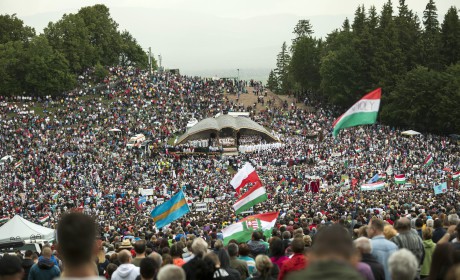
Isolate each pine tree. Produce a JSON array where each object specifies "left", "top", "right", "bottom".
[
  {"left": 266, "top": 70, "right": 279, "bottom": 92},
  {"left": 275, "top": 42, "right": 291, "bottom": 94},
  {"left": 440, "top": 6, "right": 460, "bottom": 65},
  {"left": 421, "top": 0, "right": 442, "bottom": 69}
]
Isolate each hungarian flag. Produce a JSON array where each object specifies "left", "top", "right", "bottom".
[
  {"left": 222, "top": 212, "right": 279, "bottom": 245},
  {"left": 378, "top": 173, "right": 387, "bottom": 181},
  {"left": 394, "top": 174, "right": 406, "bottom": 184},
  {"left": 14, "top": 161, "right": 23, "bottom": 169},
  {"left": 0, "top": 216, "right": 9, "bottom": 223},
  {"left": 423, "top": 154, "right": 434, "bottom": 168},
  {"left": 230, "top": 162, "right": 261, "bottom": 194},
  {"left": 233, "top": 183, "right": 267, "bottom": 215},
  {"left": 361, "top": 182, "right": 385, "bottom": 191},
  {"left": 453, "top": 171, "right": 460, "bottom": 181},
  {"left": 38, "top": 215, "right": 49, "bottom": 224},
  {"left": 332, "top": 88, "right": 381, "bottom": 137}
]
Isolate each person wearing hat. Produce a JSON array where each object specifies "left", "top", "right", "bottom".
[{"left": 0, "top": 255, "right": 24, "bottom": 280}]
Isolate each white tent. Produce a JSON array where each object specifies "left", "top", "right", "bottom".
[
  {"left": 0, "top": 215, "right": 55, "bottom": 243},
  {"left": 401, "top": 130, "right": 421, "bottom": 136}
]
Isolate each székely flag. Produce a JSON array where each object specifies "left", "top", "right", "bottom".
[{"left": 150, "top": 190, "right": 190, "bottom": 229}]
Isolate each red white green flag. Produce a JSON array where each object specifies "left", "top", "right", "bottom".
[
  {"left": 222, "top": 212, "right": 279, "bottom": 245},
  {"left": 233, "top": 183, "right": 267, "bottom": 215},
  {"left": 453, "top": 171, "right": 460, "bottom": 181},
  {"left": 332, "top": 88, "right": 381, "bottom": 137},
  {"left": 423, "top": 154, "right": 434, "bottom": 168},
  {"left": 394, "top": 174, "right": 406, "bottom": 184}
]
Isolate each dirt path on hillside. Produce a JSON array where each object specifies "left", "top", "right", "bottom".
[{"left": 224, "top": 87, "right": 310, "bottom": 113}]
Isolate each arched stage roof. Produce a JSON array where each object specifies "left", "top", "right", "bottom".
[{"left": 176, "top": 115, "right": 278, "bottom": 145}]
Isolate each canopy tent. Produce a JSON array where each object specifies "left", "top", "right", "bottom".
[
  {"left": 401, "top": 130, "right": 421, "bottom": 136},
  {"left": 0, "top": 215, "right": 55, "bottom": 243}
]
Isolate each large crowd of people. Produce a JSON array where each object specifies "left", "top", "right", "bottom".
[{"left": 0, "top": 66, "right": 459, "bottom": 279}]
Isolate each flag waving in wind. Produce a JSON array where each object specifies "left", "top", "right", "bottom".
[
  {"left": 230, "top": 162, "right": 262, "bottom": 194},
  {"left": 222, "top": 212, "right": 279, "bottom": 245},
  {"left": 150, "top": 190, "right": 190, "bottom": 229},
  {"left": 332, "top": 88, "right": 381, "bottom": 137},
  {"left": 423, "top": 154, "right": 434, "bottom": 168}
]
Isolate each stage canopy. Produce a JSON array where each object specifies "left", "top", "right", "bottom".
[{"left": 176, "top": 114, "right": 278, "bottom": 145}]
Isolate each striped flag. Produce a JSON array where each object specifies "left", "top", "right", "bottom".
[
  {"left": 233, "top": 182, "right": 267, "bottom": 215},
  {"left": 38, "top": 215, "right": 49, "bottom": 224},
  {"left": 0, "top": 216, "right": 9, "bottom": 223},
  {"left": 332, "top": 88, "right": 381, "bottom": 137},
  {"left": 423, "top": 154, "right": 434, "bottom": 168},
  {"left": 230, "top": 163, "right": 261, "bottom": 194},
  {"left": 150, "top": 190, "right": 190, "bottom": 229},
  {"left": 222, "top": 212, "right": 279, "bottom": 245},
  {"left": 394, "top": 174, "right": 406, "bottom": 184},
  {"left": 452, "top": 171, "right": 459, "bottom": 181},
  {"left": 378, "top": 173, "right": 387, "bottom": 181},
  {"left": 14, "top": 160, "right": 23, "bottom": 169},
  {"left": 361, "top": 182, "right": 385, "bottom": 191}
]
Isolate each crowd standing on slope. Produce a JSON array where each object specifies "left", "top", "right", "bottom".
[{"left": 0, "top": 66, "right": 460, "bottom": 280}]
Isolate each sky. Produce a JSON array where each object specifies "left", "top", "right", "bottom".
[{"left": 1, "top": 0, "right": 457, "bottom": 79}]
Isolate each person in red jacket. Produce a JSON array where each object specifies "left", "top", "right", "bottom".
[{"left": 277, "top": 238, "right": 308, "bottom": 280}]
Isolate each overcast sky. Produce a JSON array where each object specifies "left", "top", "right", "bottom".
[{"left": 0, "top": 0, "right": 457, "bottom": 78}]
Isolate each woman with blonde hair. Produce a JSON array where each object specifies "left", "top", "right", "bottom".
[
  {"left": 251, "top": 255, "right": 278, "bottom": 280},
  {"left": 383, "top": 225, "right": 397, "bottom": 240}
]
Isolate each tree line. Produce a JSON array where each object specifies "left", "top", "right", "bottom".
[
  {"left": 0, "top": 4, "right": 150, "bottom": 97},
  {"left": 267, "top": 0, "right": 460, "bottom": 134}
]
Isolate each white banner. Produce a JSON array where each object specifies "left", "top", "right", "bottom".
[
  {"left": 139, "top": 188, "right": 154, "bottom": 196},
  {"left": 194, "top": 203, "right": 207, "bottom": 212}
]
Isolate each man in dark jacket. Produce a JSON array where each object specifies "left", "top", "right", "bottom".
[
  {"left": 354, "top": 237, "right": 385, "bottom": 280},
  {"left": 21, "top": 250, "right": 35, "bottom": 280},
  {"left": 247, "top": 232, "right": 266, "bottom": 257},
  {"left": 28, "top": 247, "right": 60, "bottom": 280},
  {"left": 432, "top": 219, "right": 446, "bottom": 243}
]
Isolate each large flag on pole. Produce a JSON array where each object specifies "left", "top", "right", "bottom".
[
  {"left": 222, "top": 212, "right": 279, "bottom": 245},
  {"left": 230, "top": 162, "right": 261, "bottom": 194},
  {"left": 453, "top": 171, "right": 460, "bottom": 181},
  {"left": 150, "top": 190, "right": 190, "bottom": 229},
  {"left": 332, "top": 88, "right": 381, "bottom": 137},
  {"left": 233, "top": 183, "right": 267, "bottom": 215}
]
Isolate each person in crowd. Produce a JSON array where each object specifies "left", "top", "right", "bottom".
[
  {"left": 216, "top": 248, "right": 241, "bottom": 280},
  {"left": 354, "top": 237, "right": 385, "bottom": 280},
  {"left": 247, "top": 232, "right": 267, "bottom": 257},
  {"left": 391, "top": 217, "right": 424, "bottom": 277},
  {"left": 182, "top": 238, "right": 211, "bottom": 280},
  {"left": 170, "top": 243, "right": 186, "bottom": 267},
  {"left": 0, "top": 255, "right": 24, "bottom": 280},
  {"left": 227, "top": 243, "right": 249, "bottom": 280},
  {"left": 106, "top": 263, "right": 118, "bottom": 280},
  {"left": 156, "top": 264, "right": 186, "bottom": 280},
  {"left": 428, "top": 243, "right": 456, "bottom": 280},
  {"left": 135, "top": 258, "right": 158, "bottom": 280},
  {"left": 251, "top": 255, "right": 277, "bottom": 280},
  {"left": 285, "top": 225, "right": 363, "bottom": 279},
  {"left": 268, "top": 237, "right": 288, "bottom": 270},
  {"left": 277, "top": 238, "right": 308, "bottom": 280},
  {"left": 111, "top": 250, "right": 140, "bottom": 280},
  {"left": 421, "top": 227, "right": 436, "bottom": 278},
  {"left": 28, "top": 247, "right": 60, "bottom": 280},
  {"left": 22, "top": 251, "right": 35, "bottom": 280},
  {"left": 237, "top": 243, "right": 256, "bottom": 277},
  {"left": 367, "top": 219, "right": 398, "bottom": 280},
  {"left": 388, "top": 249, "right": 419, "bottom": 280},
  {"left": 132, "top": 240, "right": 147, "bottom": 267},
  {"left": 432, "top": 219, "right": 446, "bottom": 244}
]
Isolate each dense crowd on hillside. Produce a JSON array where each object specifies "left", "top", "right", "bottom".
[{"left": 0, "top": 66, "right": 460, "bottom": 280}]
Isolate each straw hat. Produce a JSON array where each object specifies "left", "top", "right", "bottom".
[{"left": 119, "top": 239, "right": 132, "bottom": 249}]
